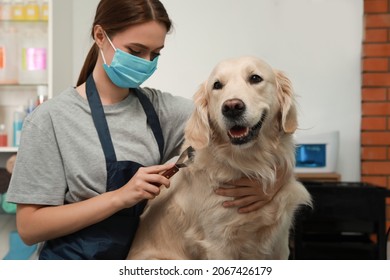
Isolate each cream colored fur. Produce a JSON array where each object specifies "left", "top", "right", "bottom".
[{"left": 127, "top": 56, "right": 311, "bottom": 260}]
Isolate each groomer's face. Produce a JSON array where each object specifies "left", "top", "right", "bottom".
[{"left": 104, "top": 21, "right": 167, "bottom": 62}]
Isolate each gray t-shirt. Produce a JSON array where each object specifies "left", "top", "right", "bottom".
[{"left": 7, "top": 87, "right": 193, "bottom": 205}]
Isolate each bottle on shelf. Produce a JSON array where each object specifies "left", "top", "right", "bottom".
[
  {"left": 39, "top": 0, "right": 48, "bottom": 21},
  {"left": 11, "top": 0, "right": 25, "bottom": 21},
  {"left": 36, "top": 84, "right": 47, "bottom": 105},
  {"left": 18, "top": 23, "right": 48, "bottom": 84},
  {"left": 24, "top": 85, "right": 47, "bottom": 117},
  {"left": 25, "top": 98, "right": 35, "bottom": 116},
  {"left": 0, "top": 24, "right": 18, "bottom": 84},
  {"left": 13, "top": 110, "right": 25, "bottom": 147},
  {"left": 0, "top": 123, "right": 8, "bottom": 147},
  {"left": 0, "top": 0, "right": 13, "bottom": 20},
  {"left": 24, "top": 0, "right": 39, "bottom": 21}
]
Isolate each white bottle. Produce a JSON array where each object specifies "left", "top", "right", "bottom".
[
  {"left": 36, "top": 84, "right": 48, "bottom": 105},
  {"left": 18, "top": 24, "right": 48, "bottom": 84},
  {"left": 1, "top": 0, "right": 13, "bottom": 20},
  {"left": 0, "top": 25, "right": 18, "bottom": 84}
]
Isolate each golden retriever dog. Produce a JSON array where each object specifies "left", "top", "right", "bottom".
[{"left": 127, "top": 56, "right": 311, "bottom": 260}]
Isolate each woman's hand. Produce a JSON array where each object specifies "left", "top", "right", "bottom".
[
  {"left": 215, "top": 175, "right": 284, "bottom": 214},
  {"left": 116, "top": 162, "right": 176, "bottom": 208}
]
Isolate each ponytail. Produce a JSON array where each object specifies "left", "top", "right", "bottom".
[{"left": 77, "top": 43, "right": 99, "bottom": 86}]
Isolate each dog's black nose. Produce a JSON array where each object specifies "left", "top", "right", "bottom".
[{"left": 222, "top": 99, "right": 246, "bottom": 118}]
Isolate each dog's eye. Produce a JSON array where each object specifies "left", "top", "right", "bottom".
[
  {"left": 249, "top": 74, "right": 263, "bottom": 84},
  {"left": 213, "top": 81, "right": 223, "bottom": 90}
]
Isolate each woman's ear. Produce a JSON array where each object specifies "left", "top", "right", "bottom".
[
  {"left": 93, "top": 25, "right": 105, "bottom": 48},
  {"left": 184, "top": 82, "right": 210, "bottom": 149},
  {"left": 275, "top": 70, "right": 298, "bottom": 134}
]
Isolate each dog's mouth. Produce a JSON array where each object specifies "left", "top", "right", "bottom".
[{"left": 227, "top": 112, "right": 267, "bottom": 145}]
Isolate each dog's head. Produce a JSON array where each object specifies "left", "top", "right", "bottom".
[{"left": 185, "top": 56, "right": 298, "bottom": 150}]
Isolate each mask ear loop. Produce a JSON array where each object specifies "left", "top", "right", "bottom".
[
  {"left": 103, "top": 31, "right": 117, "bottom": 51},
  {"left": 99, "top": 31, "right": 116, "bottom": 65}
]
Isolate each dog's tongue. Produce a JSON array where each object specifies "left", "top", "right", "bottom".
[{"left": 228, "top": 126, "right": 249, "bottom": 138}]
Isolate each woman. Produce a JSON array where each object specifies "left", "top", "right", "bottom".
[{"left": 7, "top": 0, "right": 281, "bottom": 260}]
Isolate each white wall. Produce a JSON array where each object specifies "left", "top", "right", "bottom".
[
  {"left": 71, "top": 0, "right": 363, "bottom": 181},
  {"left": 72, "top": 0, "right": 100, "bottom": 83}
]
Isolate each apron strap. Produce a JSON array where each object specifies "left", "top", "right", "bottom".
[
  {"left": 134, "top": 89, "right": 165, "bottom": 162},
  {"left": 86, "top": 74, "right": 165, "bottom": 163},
  {"left": 86, "top": 74, "right": 117, "bottom": 162}
]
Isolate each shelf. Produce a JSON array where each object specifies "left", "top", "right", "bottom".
[
  {"left": 0, "top": 83, "right": 47, "bottom": 86},
  {"left": 0, "top": 147, "right": 18, "bottom": 153},
  {"left": 0, "top": 20, "right": 47, "bottom": 23}
]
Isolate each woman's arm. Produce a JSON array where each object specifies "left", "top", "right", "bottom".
[
  {"left": 17, "top": 191, "right": 124, "bottom": 245},
  {"left": 16, "top": 163, "right": 175, "bottom": 245}
]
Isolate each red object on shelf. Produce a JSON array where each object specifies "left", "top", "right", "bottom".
[
  {"left": 0, "top": 133, "right": 8, "bottom": 147},
  {"left": 0, "top": 123, "right": 8, "bottom": 147}
]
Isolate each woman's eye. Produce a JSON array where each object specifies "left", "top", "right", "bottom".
[
  {"left": 129, "top": 48, "right": 141, "bottom": 55},
  {"left": 213, "top": 81, "right": 223, "bottom": 90},
  {"left": 151, "top": 52, "right": 160, "bottom": 60},
  {"left": 249, "top": 74, "right": 263, "bottom": 84}
]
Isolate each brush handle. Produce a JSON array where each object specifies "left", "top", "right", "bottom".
[{"left": 161, "top": 165, "right": 180, "bottom": 179}]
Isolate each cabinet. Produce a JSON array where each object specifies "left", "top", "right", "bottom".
[
  {"left": 292, "top": 182, "right": 390, "bottom": 260},
  {"left": 0, "top": 1, "right": 50, "bottom": 152},
  {"left": 0, "top": 0, "right": 73, "bottom": 259},
  {"left": 0, "top": 0, "right": 49, "bottom": 260},
  {"left": 0, "top": 0, "right": 73, "bottom": 168}
]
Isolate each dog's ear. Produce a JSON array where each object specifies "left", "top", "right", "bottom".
[
  {"left": 184, "top": 82, "right": 210, "bottom": 149},
  {"left": 275, "top": 70, "right": 298, "bottom": 134}
]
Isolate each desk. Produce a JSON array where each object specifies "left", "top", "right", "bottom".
[
  {"left": 292, "top": 182, "right": 390, "bottom": 260},
  {"left": 295, "top": 172, "right": 341, "bottom": 182}
]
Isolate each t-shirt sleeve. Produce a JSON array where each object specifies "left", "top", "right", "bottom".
[{"left": 7, "top": 108, "right": 67, "bottom": 206}]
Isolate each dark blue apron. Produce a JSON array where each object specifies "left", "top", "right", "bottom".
[{"left": 39, "top": 75, "right": 164, "bottom": 259}]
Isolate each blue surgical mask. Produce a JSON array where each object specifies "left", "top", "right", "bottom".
[{"left": 100, "top": 32, "right": 158, "bottom": 88}]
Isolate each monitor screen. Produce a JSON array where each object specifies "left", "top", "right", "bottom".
[{"left": 295, "top": 144, "right": 326, "bottom": 168}]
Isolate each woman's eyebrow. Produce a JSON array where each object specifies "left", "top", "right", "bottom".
[{"left": 127, "top": 43, "right": 165, "bottom": 50}]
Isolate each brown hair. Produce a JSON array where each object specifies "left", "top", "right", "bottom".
[{"left": 76, "top": 0, "right": 172, "bottom": 86}]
